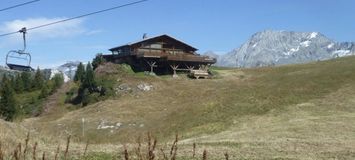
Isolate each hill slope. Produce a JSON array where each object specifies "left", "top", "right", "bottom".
[{"left": 2, "top": 56, "right": 355, "bottom": 159}]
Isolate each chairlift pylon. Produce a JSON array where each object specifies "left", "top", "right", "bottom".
[{"left": 5, "top": 27, "right": 34, "bottom": 72}]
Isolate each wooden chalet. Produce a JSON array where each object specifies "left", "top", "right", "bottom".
[{"left": 103, "top": 34, "right": 216, "bottom": 76}]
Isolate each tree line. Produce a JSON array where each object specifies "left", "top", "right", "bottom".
[
  {"left": 0, "top": 68, "right": 64, "bottom": 121},
  {"left": 68, "top": 54, "right": 110, "bottom": 106},
  {"left": 72, "top": 62, "right": 98, "bottom": 106},
  {"left": 0, "top": 54, "right": 106, "bottom": 121}
]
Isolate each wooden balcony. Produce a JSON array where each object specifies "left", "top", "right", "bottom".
[{"left": 134, "top": 48, "right": 216, "bottom": 63}]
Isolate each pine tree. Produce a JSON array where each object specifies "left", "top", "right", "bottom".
[
  {"left": 39, "top": 84, "right": 50, "bottom": 99},
  {"left": 32, "top": 67, "right": 45, "bottom": 90},
  {"left": 76, "top": 82, "right": 90, "bottom": 106},
  {"left": 75, "top": 62, "right": 96, "bottom": 106},
  {"left": 1, "top": 74, "right": 14, "bottom": 92},
  {"left": 74, "top": 62, "right": 85, "bottom": 82},
  {"left": 14, "top": 74, "right": 24, "bottom": 93},
  {"left": 1, "top": 74, "right": 9, "bottom": 86},
  {"left": 21, "top": 71, "right": 32, "bottom": 91},
  {"left": 0, "top": 80, "right": 17, "bottom": 121},
  {"left": 81, "top": 88, "right": 90, "bottom": 106},
  {"left": 52, "top": 73, "right": 64, "bottom": 90},
  {"left": 92, "top": 53, "right": 105, "bottom": 70},
  {"left": 10, "top": 76, "right": 16, "bottom": 90},
  {"left": 83, "top": 62, "right": 96, "bottom": 93}
]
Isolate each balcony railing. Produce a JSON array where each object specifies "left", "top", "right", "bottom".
[{"left": 134, "top": 48, "right": 216, "bottom": 63}]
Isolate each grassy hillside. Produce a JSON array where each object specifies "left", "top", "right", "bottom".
[{"left": 2, "top": 56, "right": 355, "bottom": 159}]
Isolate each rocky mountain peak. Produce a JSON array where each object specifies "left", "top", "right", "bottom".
[{"left": 214, "top": 30, "right": 355, "bottom": 68}]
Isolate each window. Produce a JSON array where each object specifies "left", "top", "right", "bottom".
[
  {"left": 150, "top": 44, "right": 162, "bottom": 49},
  {"left": 112, "top": 49, "right": 125, "bottom": 55}
]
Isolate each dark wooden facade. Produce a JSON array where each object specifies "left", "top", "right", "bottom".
[{"left": 103, "top": 34, "right": 216, "bottom": 75}]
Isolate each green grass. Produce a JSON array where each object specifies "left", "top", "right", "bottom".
[
  {"left": 14, "top": 90, "right": 44, "bottom": 120},
  {"left": 80, "top": 152, "right": 120, "bottom": 160},
  {"left": 209, "top": 66, "right": 235, "bottom": 70},
  {"left": 2, "top": 57, "right": 355, "bottom": 159},
  {"left": 34, "top": 57, "right": 355, "bottom": 140},
  {"left": 153, "top": 57, "right": 355, "bottom": 139}
]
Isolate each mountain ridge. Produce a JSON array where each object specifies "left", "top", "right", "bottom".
[
  {"left": 0, "top": 61, "right": 80, "bottom": 82},
  {"left": 210, "top": 30, "right": 355, "bottom": 67}
]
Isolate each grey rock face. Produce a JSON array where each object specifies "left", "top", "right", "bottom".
[
  {"left": 216, "top": 30, "right": 355, "bottom": 68},
  {"left": 56, "top": 61, "right": 81, "bottom": 79},
  {"left": 49, "top": 61, "right": 81, "bottom": 82},
  {"left": 203, "top": 51, "right": 220, "bottom": 60}
]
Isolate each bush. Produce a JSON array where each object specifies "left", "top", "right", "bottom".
[
  {"left": 92, "top": 53, "right": 106, "bottom": 70},
  {"left": 65, "top": 87, "right": 78, "bottom": 103},
  {"left": 39, "top": 84, "right": 50, "bottom": 99},
  {"left": 0, "top": 80, "right": 17, "bottom": 121},
  {"left": 52, "top": 73, "right": 64, "bottom": 91}
]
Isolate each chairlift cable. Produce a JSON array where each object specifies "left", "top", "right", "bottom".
[
  {"left": 0, "top": 0, "right": 40, "bottom": 12},
  {"left": 0, "top": 0, "right": 149, "bottom": 37}
]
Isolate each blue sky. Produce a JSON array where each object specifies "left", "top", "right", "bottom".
[{"left": 0, "top": 0, "right": 354, "bottom": 68}]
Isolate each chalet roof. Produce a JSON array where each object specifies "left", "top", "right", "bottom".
[{"left": 109, "top": 34, "right": 198, "bottom": 52}]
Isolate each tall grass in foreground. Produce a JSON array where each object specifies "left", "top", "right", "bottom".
[{"left": 0, "top": 133, "right": 230, "bottom": 160}]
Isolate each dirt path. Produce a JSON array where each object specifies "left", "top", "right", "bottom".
[{"left": 41, "top": 82, "right": 71, "bottom": 116}]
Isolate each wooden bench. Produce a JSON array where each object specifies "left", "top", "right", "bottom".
[{"left": 189, "top": 69, "right": 210, "bottom": 79}]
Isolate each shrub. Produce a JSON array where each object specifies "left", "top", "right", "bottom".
[
  {"left": 0, "top": 80, "right": 17, "bottom": 121},
  {"left": 92, "top": 53, "right": 106, "bottom": 70}
]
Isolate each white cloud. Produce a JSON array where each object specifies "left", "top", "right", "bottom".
[
  {"left": 85, "top": 29, "right": 104, "bottom": 35},
  {"left": 0, "top": 17, "right": 102, "bottom": 46},
  {"left": 0, "top": 17, "right": 104, "bottom": 67},
  {"left": 0, "top": 17, "right": 85, "bottom": 40}
]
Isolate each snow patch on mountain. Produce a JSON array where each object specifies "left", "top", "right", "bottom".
[
  {"left": 309, "top": 32, "right": 318, "bottom": 39},
  {"left": 328, "top": 43, "right": 335, "bottom": 49},
  {"left": 50, "top": 69, "right": 70, "bottom": 82},
  {"left": 49, "top": 61, "right": 81, "bottom": 82},
  {"left": 285, "top": 46, "right": 300, "bottom": 56},
  {"left": 300, "top": 40, "right": 311, "bottom": 47},
  {"left": 215, "top": 30, "right": 355, "bottom": 68},
  {"left": 333, "top": 50, "right": 351, "bottom": 57}
]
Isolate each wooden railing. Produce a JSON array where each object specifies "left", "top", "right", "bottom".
[
  {"left": 167, "top": 54, "right": 216, "bottom": 63},
  {"left": 135, "top": 50, "right": 168, "bottom": 58},
  {"left": 134, "top": 49, "right": 216, "bottom": 63}
]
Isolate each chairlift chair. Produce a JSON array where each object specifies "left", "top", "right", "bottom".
[{"left": 5, "top": 27, "right": 34, "bottom": 72}]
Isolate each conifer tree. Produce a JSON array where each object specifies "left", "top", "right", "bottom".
[
  {"left": 14, "top": 74, "right": 24, "bottom": 93},
  {"left": 92, "top": 53, "right": 105, "bottom": 70},
  {"left": 21, "top": 71, "right": 32, "bottom": 91},
  {"left": 74, "top": 62, "right": 85, "bottom": 82},
  {"left": 33, "top": 67, "right": 45, "bottom": 90},
  {"left": 76, "top": 62, "right": 96, "bottom": 106},
  {"left": 39, "top": 83, "right": 50, "bottom": 99},
  {"left": 81, "top": 88, "right": 90, "bottom": 106},
  {"left": 83, "top": 62, "right": 96, "bottom": 93},
  {"left": 0, "top": 79, "right": 17, "bottom": 121},
  {"left": 1, "top": 74, "right": 9, "bottom": 88},
  {"left": 10, "top": 75, "right": 16, "bottom": 90},
  {"left": 2, "top": 74, "right": 8, "bottom": 81},
  {"left": 52, "top": 73, "right": 64, "bottom": 90}
]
